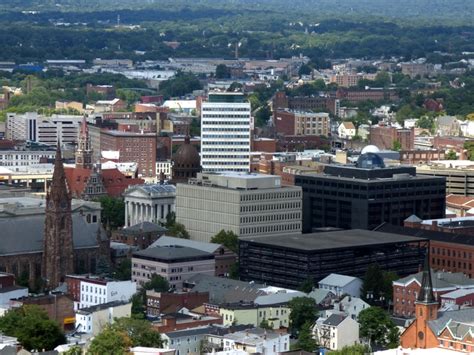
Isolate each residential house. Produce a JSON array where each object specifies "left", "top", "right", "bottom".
[
  {"left": 440, "top": 289, "right": 474, "bottom": 308},
  {"left": 307, "top": 289, "right": 337, "bottom": 308},
  {"left": 318, "top": 274, "right": 363, "bottom": 298},
  {"left": 75, "top": 301, "right": 132, "bottom": 336},
  {"left": 338, "top": 122, "right": 356, "bottom": 139},
  {"left": 218, "top": 328, "right": 290, "bottom": 355},
  {"left": 333, "top": 296, "right": 370, "bottom": 320},
  {"left": 146, "top": 290, "right": 209, "bottom": 317},
  {"left": 161, "top": 325, "right": 213, "bottom": 355},
  {"left": 313, "top": 313, "right": 360, "bottom": 351},
  {"left": 152, "top": 309, "right": 222, "bottom": 333},
  {"left": 219, "top": 302, "right": 291, "bottom": 330}
]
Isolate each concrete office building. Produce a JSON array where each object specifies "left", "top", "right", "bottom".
[
  {"left": 132, "top": 246, "right": 215, "bottom": 290},
  {"left": 176, "top": 172, "right": 302, "bottom": 242},
  {"left": 201, "top": 92, "right": 251, "bottom": 173},
  {"left": 295, "top": 152, "right": 446, "bottom": 231},
  {"left": 123, "top": 184, "right": 176, "bottom": 227},
  {"left": 7, "top": 112, "right": 84, "bottom": 146},
  {"left": 0, "top": 150, "right": 56, "bottom": 172}
]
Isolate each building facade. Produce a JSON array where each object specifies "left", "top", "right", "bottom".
[
  {"left": 201, "top": 92, "right": 251, "bottom": 173},
  {"left": 100, "top": 130, "right": 157, "bottom": 177},
  {"left": 0, "top": 150, "right": 56, "bottom": 172},
  {"left": 176, "top": 172, "right": 302, "bottom": 242},
  {"left": 239, "top": 229, "right": 428, "bottom": 289},
  {"left": 296, "top": 161, "right": 446, "bottom": 231},
  {"left": 123, "top": 184, "right": 176, "bottom": 227},
  {"left": 7, "top": 112, "right": 84, "bottom": 146},
  {"left": 75, "top": 301, "right": 132, "bottom": 335},
  {"left": 132, "top": 246, "right": 215, "bottom": 289},
  {"left": 273, "top": 110, "right": 330, "bottom": 137},
  {"left": 65, "top": 275, "right": 136, "bottom": 311}
]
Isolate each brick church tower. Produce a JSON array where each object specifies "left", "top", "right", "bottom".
[
  {"left": 75, "top": 115, "right": 93, "bottom": 169},
  {"left": 42, "top": 144, "right": 74, "bottom": 289}
]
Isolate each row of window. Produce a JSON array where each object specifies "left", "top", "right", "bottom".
[
  {"left": 202, "top": 141, "right": 249, "bottom": 146},
  {"left": 241, "top": 191, "right": 300, "bottom": 201},
  {"left": 82, "top": 284, "right": 105, "bottom": 294},
  {"left": 240, "top": 223, "right": 300, "bottom": 235},
  {"left": 202, "top": 154, "right": 249, "bottom": 159},
  {"left": 202, "top": 134, "right": 250, "bottom": 139},
  {"left": 202, "top": 114, "right": 250, "bottom": 119},
  {"left": 81, "top": 294, "right": 106, "bottom": 304},
  {"left": 203, "top": 127, "right": 250, "bottom": 132},
  {"left": 240, "top": 202, "right": 301, "bottom": 212},
  {"left": 240, "top": 212, "right": 300, "bottom": 224},
  {"left": 432, "top": 247, "right": 472, "bottom": 259},
  {"left": 203, "top": 161, "right": 249, "bottom": 166},
  {"left": 202, "top": 148, "right": 249, "bottom": 152},
  {"left": 432, "top": 257, "right": 472, "bottom": 273},
  {"left": 202, "top": 121, "right": 249, "bottom": 125},
  {"left": 202, "top": 107, "right": 249, "bottom": 112}
]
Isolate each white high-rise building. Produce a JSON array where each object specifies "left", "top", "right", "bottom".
[{"left": 201, "top": 92, "right": 251, "bottom": 173}]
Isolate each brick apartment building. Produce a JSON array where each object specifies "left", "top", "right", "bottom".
[
  {"left": 100, "top": 130, "right": 157, "bottom": 177},
  {"left": 273, "top": 110, "right": 330, "bottom": 137},
  {"left": 272, "top": 92, "right": 338, "bottom": 115},
  {"left": 392, "top": 269, "right": 474, "bottom": 318},
  {"left": 377, "top": 223, "right": 474, "bottom": 279},
  {"left": 146, "top": 290, "right": 209, "bottom": 316},
  {"left": 335, "top": 88, "right": 399, "bottom": 103},
  {"left": 369, "top": 125, "right": 414, "bottom": 150}
]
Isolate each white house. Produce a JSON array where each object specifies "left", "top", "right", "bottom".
[
  {"left": 75, "top": 301, "right": 132, "bottom": 336},
  {"left": 220, "top": 328, "right": 290, "bottom": 355},
  {"left": 332, "top": 296, "right": 370, "bottom": 320},
  {"left": 161, "top": 325, "right": 213, "bottom": 355},
  {"left": 313, "top": 313, "right": 360, "bottom": 351},
  {"left": 67, "top": 275, "right": 137, "bottom": 311},
  {"left": 318, "top": 273, "right": 363, "bottom": 298},
  {"left": 338, "top": 122, "right": 356, "bottom": 139}
]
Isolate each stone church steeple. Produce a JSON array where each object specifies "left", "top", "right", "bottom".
[
  {"left": 42, "top": 144, "right": 74, "bottom": 289},
  {"left": 75, "top": 115, "right": 93, "bottom": 169}
]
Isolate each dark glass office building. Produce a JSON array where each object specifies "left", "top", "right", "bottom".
[
  {"left": 239, "top": 229, "right": 428, "bottom": 289},
  {"left": 295, "top": 156, "right": 446, "bottom": 232}
]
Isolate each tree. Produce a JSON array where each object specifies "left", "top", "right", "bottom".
[
  {"left": 328, "top": 344, "right": 371, "bottom": 354},
  {"left": 143, "top": 274, "right": 170, "bottom": 293},
  {"left": 215, "top": 64, "right": 231, "bottom": 79},
  {"left": 113, "top": 259, "right": 131, "bottom": 281},
  {"left": 374, "top": 71, "right": 391, "bottom": 87},
  {"left": 254, "top": 104, "right": 271, "bottom": 128},
  {"left": 167, "top": 222, "right": 190, "bottom": 239},
  {"left": 0, "top": 305, "right": 66, "bottom": 351},
  {"left": 288, "top": 297, "right": 317, "bottom": 334},
  {"left": 98, "top": 196, "right": 125, "bottom": 229},
  {"left": 210, "top": 230, "right": 239, "bottom": 253},
  {"left": 112, "top": 317, "right": 164, "bottom": 348},
  {"left": 299, "top": 278, "right": 314, "bottom": 293},
  {"left": 165, "top": 211, "right": 176, "bottom": 228},
  {"left": 465, "top": 141, "right": 474, "bottom": 161},
  {"left": 416, "top": 115, "right": 435, "bottom": 130},
  {"left": 88, "top": 326, "right": 132, "bottom": 355},
  {"left": 294, "top": 321, "right": 318, "bottom": 352},
  {"left": 361, "top": 264, "right": 397, "bottom": 306},
  {"left": 395, "top": 104, "right": 413, "bottom": 125},
  {"left": 298, "top": 64, "right": 312, "bottom": 76},
  {"left": 392, "top": 140, "right": 401, "bottom": 151},
  {"left": 446, "top": 150, "right": 457, "bottom": 160},
  {"left": 259, "top": 319, "right": 272, "bottom": 330},
  {"left": 64, "top": 345, "right": 82, "bottom": 355},
  {"left": 229, "top": 262, "right": 239, "bottom": 279},
  {"left": 358, "top": 307, "right": 399, "bottom": 349}
]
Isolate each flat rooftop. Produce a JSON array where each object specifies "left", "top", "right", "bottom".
[
  {"left": 240, "top": 229, "right": 427, "bottom": 251},
  {"left": 133, "top": 245, "right": 213, "bottom": 262}
]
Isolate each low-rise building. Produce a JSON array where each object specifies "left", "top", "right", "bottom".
[
  {"left": 440, "top": 288, "right": 474, "bottom": 308},
  {"left": 333, "top": 296, "right": 370, "bottom": 320},
  {"left": 313, "top": 313, "right": 360, "bottom": 351},
  {"left": 75, "top": 301, "right": 132, "bottom": 336},
  {"left": 392, "top": 269, "right": 474, "bottom": 318},
  {"left": 146, "top": 290, "right": 209, "bottom": 316},
  {"left": 273, "top": 110, "right": 330, "bottom": 137},
  {"left": 318, "top": 274, "right": 363, "bottom": 298},
  {"left": 152, "top": 310, "right": 222, "bottom": 333},
  {"left": 151, "top": 236, "right": 237, "bottom": 277},
  {"left": 219, "top": 327, "right": 290, "bottom": 355},
  {"left": 219, "top": 302, "right": 290, "bottom": 330},
  {"left": 132, "top": 246, "right": 215, "bottom": 290},
  {"left": 338, "top": 122, "right": 356, "bottom": 139},
  {"left": 112, "top": 222, "right": 167, "bottom": 250},
  {"left": 65, "top": 275, "right": 137, "bottom": 311},
  {"left": 124, "top": 184, "right": 176, "bottom": 227}
]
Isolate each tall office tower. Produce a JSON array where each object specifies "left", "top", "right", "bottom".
[{"left": 201, "top": 92, "right": 251, "bottom": 173}]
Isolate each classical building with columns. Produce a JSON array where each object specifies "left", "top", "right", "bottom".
[{"left": 123, "top": 184, "right": 176, "bottom": 227}]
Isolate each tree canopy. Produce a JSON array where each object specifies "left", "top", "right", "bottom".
[
  {"left": 358, "top": 307, "right": 399, "bottom": 349},
  {"left": 210, "top": 230, "right": 239, "bottom": 253},
  {"left": 0, "top": 305, "right": 66, "bottom": 351},
  {"left": 288, "top": 297, "right": 317, "bottom": 334},
  {"left": 88, "top": 325, "right": 132, "bottom": 355}
]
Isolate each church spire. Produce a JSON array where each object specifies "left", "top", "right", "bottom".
[
  {"left": 49, "top": 143, "right": 70, "bottom": 202},
  {"left": 75, "top": 115, "right": 93, "bottom": 169},
  {"left": 417, "top": 253, "right": 436, "bottom": 304}
]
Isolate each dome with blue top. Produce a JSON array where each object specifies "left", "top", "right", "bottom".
[{"left": 356, "top": 152, "right": 385, "bottom": 169}]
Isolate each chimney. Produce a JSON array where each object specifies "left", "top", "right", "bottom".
[{"left": 163, "top": 316, "right": 176, "bottom": 328}]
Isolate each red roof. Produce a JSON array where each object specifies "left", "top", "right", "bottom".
[{"left": 65, "top": 167, "right": 144, "bottom": 198}]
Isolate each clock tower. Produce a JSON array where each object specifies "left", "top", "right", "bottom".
[{"left": 42, "top": 144, "right": 74, "bottom": 289}]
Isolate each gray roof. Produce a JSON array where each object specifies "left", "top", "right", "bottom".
[
  {"left": 77, "top": 301, "right": 130, "bottom": 315},
  {"left": 395, "top": 270, "right": 474, "bottom": 289},
  {"left": 240, "top": 229, "right": 427, "bottom": 251},
  {"left": 163, "top": 325, "right": 214, "bottom": 339},
  {"left": 405, "top": 215, "right": 422, "bottom": 223},
  {"left": 133, "top": 245, "right": 213, "bottom": 262},
  {"left": 323, "top": 314, "right": 347, "bottom": 327},
  {"left": 121, "top": 222, "right": 167, "bottom": 235},
  {"left": 254, "top": 291, "right": 306, "bottom": 306},
  {"left": 125, "top": 184, "right": 176, "bottom": 196},
  {"left": 184, "top": 274, "right": 266, "bottom": 305},
  {"left": 308, "top": 289, "right": 334, "bottom": 304},
  {"left": 151, "top": 236, "right": 221, "bottom": 254},
  {"left": 0, "top": 213, "right": 104, "bottom": 256},
  {"left": 318, "top": 274, "right": 362, "bottom": 288},
  {"left": 429, "top": 308, "right": 474, "bottom": 335}
]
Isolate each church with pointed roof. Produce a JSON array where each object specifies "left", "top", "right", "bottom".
[{"left": 400, "top": 255, "right": 474, "bottom": 352}]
